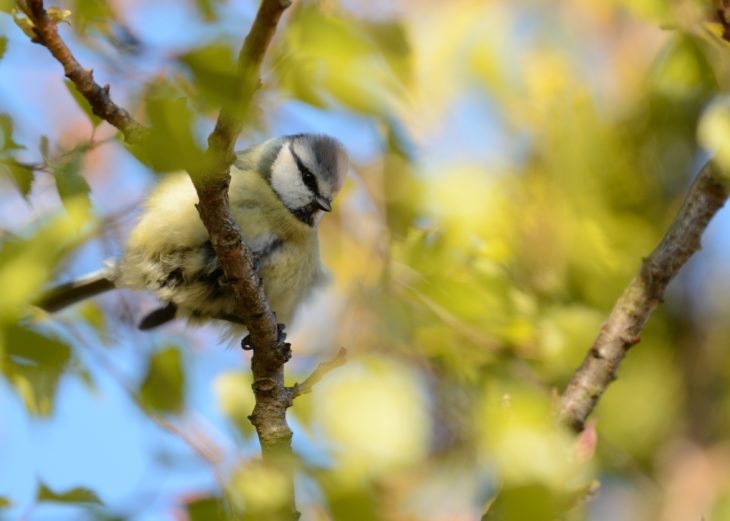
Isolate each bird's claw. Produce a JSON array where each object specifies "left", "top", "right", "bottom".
[
  {"left": 277, "top": 323, "right": 287, "bottom": 343},
  {"left": 240, "top": 324, "right": 287, "bottom": 352}
]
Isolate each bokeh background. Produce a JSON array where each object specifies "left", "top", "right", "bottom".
[{"left": 2, "top": 0, "right": 730, "bottom": 519}]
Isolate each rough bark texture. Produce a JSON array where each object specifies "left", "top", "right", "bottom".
[
  {"left": 558, "top": 162, "right": 729, "bottom": 432},
  {"left": 186, "top": 1, "right": 299, "bottom": 518}
]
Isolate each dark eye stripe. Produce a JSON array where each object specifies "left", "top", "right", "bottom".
[{"left": 292, "top": 150, "right": 320, "bottom": 195}]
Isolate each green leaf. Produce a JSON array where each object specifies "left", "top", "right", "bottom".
[
  {"left": 127, "top": 84, "right": 210, "bottom": 173},
  {"left": 46, "top": 7, "right": 72, "bottom": 25},
  {"left": 0, "top": 496, "right": 11, "bottom": 507},
  {"left": 194, "top": 0, "right": 217, "bottom": 22},
  {"left": 318, "top": 478, "right": 379, "bottom": 521},
  {"left": 78, "top": 301, "right": 108, "bottom": 341},
  {"left": 274, "top": 6, "right": 411, "bottom": 115},
  {"left": 179, "top": 42, "right": 243, "bottom": 112},
  {"left": 51, "top": 149, "right": 92, "bottom": 212},
  {"left": 139, "top": 346, "right": 185, "bottom": 414},
  {"left": 0, "top": 113, "right": 23, "bottom": 151},
  {"left": 213, "top": 371, "right": 255, "bottom": 437},
  {"left": 12, "top": 8, "right": 37, "bottom": 41},
  {"left": 483, "top": 483, "right": 565, "bottom": 521},
  {"left": 0, "top": 36, "right": 8, "bottom": 61},
  {"left": 3, "top": 326, "right": 72, "bottom": 416},
  {"left": 186, "top": 496, "right": 227, "bottom": 521},
  {"left": 0, "top": 159, "right": 33, "bottom": 197},
  {"left": 64, "top": 81, "right": 103, "bottom": 127},
  {"left": 71, "top": 0, "right": 113, "bottom": 34},
  {"left": 37, "top": 482, "right": 102, "bottom": 505}
]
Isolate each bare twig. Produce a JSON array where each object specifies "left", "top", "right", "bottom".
[
  {"left": 558, "top": 161, "right": 729, "bottom": 432},
  {"left": 292, "top": 348, "right": 348, "bottom": 398},
  {"left": 24, "top": 0, "right": 147, "bottom": 143}
]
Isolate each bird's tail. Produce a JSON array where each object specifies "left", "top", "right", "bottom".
[{"left": 36, "top": 267, "right": 117, "bottom": 312}]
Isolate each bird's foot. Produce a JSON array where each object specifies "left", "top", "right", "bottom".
[{"left": 240, "top": 323, "right": 288, "bottom": 352}]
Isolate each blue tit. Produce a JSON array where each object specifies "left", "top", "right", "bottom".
[{"left": 38, "top": 134, "right": 349, "bottom": 333}]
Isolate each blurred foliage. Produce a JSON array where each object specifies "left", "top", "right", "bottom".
[
  {"left": 139, "top": 345, "right": 185, "bottom": 414},
  {"left": 36, "top": 482, "right": 102, "bottom": 505},
  {"left": 5, "top": 0, "right": 730, "bottom": 520}
]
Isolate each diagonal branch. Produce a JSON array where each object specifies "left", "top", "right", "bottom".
[
  {"left": 557, "top": 161, "right": 729, "bottom": 432},
  {"left": 24, "top": 0, "right": 147, "bottom": 143}
]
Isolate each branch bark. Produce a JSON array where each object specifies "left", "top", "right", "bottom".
[
  {"left": 23, "top": 0, "right": 302, "bottom": 517},
  {"left": 557, "top": 161, "right": 729, "bottom": 432},
  {"left": 24, "top": 0, "right": 147, "bottom": 143}
]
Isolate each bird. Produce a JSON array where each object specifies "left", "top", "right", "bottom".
[{"left": 37, "top": 133, "right": 349, "bottom": 335}]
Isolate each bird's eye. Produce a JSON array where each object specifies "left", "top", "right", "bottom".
[
  {"left": 293, "top": 152, "right": 319, "bottom": 193},
  {"left": 301, "top": 169, "right": 315, "bottom": 186}
]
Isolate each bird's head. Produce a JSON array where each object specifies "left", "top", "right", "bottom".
[{"left": 266, "top": 134, "right": 349, "bottom": 226}]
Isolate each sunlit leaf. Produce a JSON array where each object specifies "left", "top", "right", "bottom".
[
  {"left": 11, "top": 8, "right": 36, "bottom": 41},
  {"left": 213, "top": 371, "right": 255, "bottom": 437},
  {"left": 228, "top": 462, "right": 290, "bottom": 516},
  {"left": 314, "top": 355, "right": 429, "bottom": 479},
  {"left": 0, "top": 113, "right": 23, "bottom": 151},
  {"left": 0, "top": 159, "right": 33, "bottom": 197},
  {"left": 651, "top": 34, "right": 718, "bottom": 99},
  {"left": 46, "top": 7, "right": 72, "bottom": 25},
  {"left": 0, "top": 201, "right": 91, "bottom": 320},
  {"left": 698, "top": 98, "right": 730, "bottom": 175},
  {"left": 0, "top": 36, "right": 7, "bottom": 61},
  {"left": 186, "top": 495, "right": 227, "bottom": 521},
  {"left": 274, "top": 5, "right": 410, "bottom": 115},
  {"left": 3, "top": 326, "right": 72, "bottom": 416},
  {"left": 139, "top": 346, "right": 185, "bottom": 414},
  {"left": 37, "top": 482, "right": 101, "bottom": 504},
  {"left": 318, "top": 477, "right": 379, "bottom": 521},
  {"left": 194, "top": 0, "right": 217, "bottom": 21},
  {"left": 127, "top": 85, "right": 210, "bottom": 173},
  {"left": 483, "top": 483, "right": 562, "bottom": 521},
  {"left": 51, "top": 149, "right": 92, "bottom": 212},
  {"left": 180, "top": 42, "right": 242, "bottom": 110},
  {"left": 179, "top": 42, "right": 245, "bottom": 113},
  {"left": 78, "top": 301, "right": 108, "bottom": 341}
]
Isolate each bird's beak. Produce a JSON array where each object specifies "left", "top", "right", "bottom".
[{"left": 315, "top": 196, "right": 332, "bottom": 212}]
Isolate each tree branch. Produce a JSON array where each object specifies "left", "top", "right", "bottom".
[
  {"left": 24, "top": 0, "right": 147, "bottom": 143},
  {"left": 185, "top": 1, "right": 298, "bottom": 519},
  {"left": 22, "top": 0, "right": 298, "bottom": 517},
  {"left": 292, "top": 348, "right": 348, "bottom": 398},
  {"left": 557, "top": 161, "right": 729, "bottom": 432}
]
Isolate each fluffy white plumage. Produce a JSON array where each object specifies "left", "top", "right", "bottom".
[{"left": 39, "top": 134, "right": 349, "bottom": 333}]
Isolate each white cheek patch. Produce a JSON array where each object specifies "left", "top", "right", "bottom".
[{"left": 270, "top": 143, "right": 312, "bottom": 210}]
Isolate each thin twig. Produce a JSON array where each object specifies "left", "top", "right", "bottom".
[
  {"left": 292, "top": 348, "right": 348, "bottom": 398},
  {"left": 24, "top": 0, "right": 147, "bottom": 143},
  {"left": 557, "top": 161, "right": 729, "bottom": 432}
]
